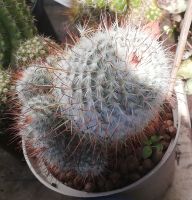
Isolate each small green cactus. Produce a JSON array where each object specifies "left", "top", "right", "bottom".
[
  {"left": 70, "top": 0, "right": 129, "bottom": 23},
  {"left": 0, "top": 32, "right": 6, "bottom": 68},
  {"left": 129, "top": 0, "right": 164, "bottom": 23},
  {"left": 109, "top": 0, "right": 128, "bottom": 13},
  {"left": 0, "top": 69, "right": 10, "bottom": 108},
  {"left": 85, "top": 0, "right": 106, "bottom": 8},
  {"left": 129, "top": 0, "right": 142, "bottom": 8},
  {"left": 0, "top": 0, "right": 36, "bottom": 68},
  {"left": 146, "top": 4, "right": 162, "bottom": 21},
  {"left": 15, "top": 36, "right": 62, "bottom": 67}
]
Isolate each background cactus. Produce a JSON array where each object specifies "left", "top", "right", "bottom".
[
  {"left": 70, "top": 0, "right": 163, "bottom": 24},
  {"left": 16, "top": 24, "right": 172, "bottom": 189},
  {"left": 0, "top": 68, "right": 10, "bottom": 133},
  {"left": 0, "top": 69, "right": 10, "bottom": 108},
  {"left": 146, "top": 3, "right": 163, "bottom": 21},
  {"left": 69, "top": 0, "right": 128, "bottom": 24},
  {"left": 0, "top": 0, "right": 36, "bottom": 69},
  {"left": 78, "top": 0, "right": 128, "bottom": 13},
  {"left": 15, "top": 36, "right": 63, "bottom": 67},
  {"left": 130, "top": 0, "right": 164, "bottom": 23}
]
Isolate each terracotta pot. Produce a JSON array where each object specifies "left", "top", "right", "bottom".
[{"left": 22, "top": 81, "right": 186, "bottom": 200}]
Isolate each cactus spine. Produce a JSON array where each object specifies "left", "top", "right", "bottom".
[{"left": 16, "top": 24, "right": 172, "bottom": 186}]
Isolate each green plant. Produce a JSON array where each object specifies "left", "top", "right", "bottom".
[
  {"left": 142, "top": 135, "right": 163, "bottom": 159},
  {"left": 129, "top": 0, "right": 142, "bottom": 8},
  {"left": 109, "top": 0, "right": 128, "bottom": 13},
  {"left": 0, "top": 69, "right": 10, "bottom": 136},
  {"left": 146, "top": 3, "right": 163, "bottom": 21},
  {"left": 0, "top": 0, "right": 36, "bottom": 68},
  {"left": 15, "top": 36, "right": 62, "bottom": 67},
  {"left": 129, "top": 0, "right": 164, "bottom": 23},
  {"left": 15, "top": 23, "right": 172, "bottom": 188},
  {"left": 0, "top": 68, "right": 10, "bottom": 130},
  {"left": 0, "top": 68, "right": 10, "bottom": 107},
  {"left": 69, "top": 0, "right": 129, "bottom": 22}
]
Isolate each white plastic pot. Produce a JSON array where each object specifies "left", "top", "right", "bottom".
[{"left": 22, "top": 81, "right": 186, "bottom": 200}]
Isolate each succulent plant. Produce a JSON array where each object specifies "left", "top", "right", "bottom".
[
  {"left": 18, "top": 67, "right": 106, "bottom": 177},
  {"left": 0, "top": 32, "right": 6, "bottom": 68},
  {"left": 129, "top": 0, "right": 142, "bottom": 8},
  {"left": 15, "top": 36, "right": 62, "bottom": 67},
  {"left": 0, "top": 68, "right": 10, "bottom": 111},
  {"left": 109, "top": 0, "right": 128, "bottom": 13},
  {"left": 129, "top": 0, "right": 164, "bottom": 23},
  {"left": 146, "top": 3, "right": 163, "bottom": 21},
  {"left": 0, "top": 0, "right": 36, "bottom": 68},
  {"left": 16, "top": 24, "right": 172, "bottom": 183},
  {"left": 0, "top": 68, "right": 10, "bottom": 136},
  {"left": 69, "top": 0, "right": 129, "bottom": 23}
]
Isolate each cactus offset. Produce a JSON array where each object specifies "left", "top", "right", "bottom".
[{"left": 16, "top": 24, "right": 172, "bottom": 184}]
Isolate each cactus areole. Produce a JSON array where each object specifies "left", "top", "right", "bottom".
[{"left": 16, "top": 24, "right": 172, "bottom": 182}]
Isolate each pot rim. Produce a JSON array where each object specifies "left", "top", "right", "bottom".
[{"left": 22, "top": 81, "right": 183, "bottom": 198}]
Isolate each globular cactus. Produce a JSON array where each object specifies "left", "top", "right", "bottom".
[
  {"left": 146, "top": 3, "right": 163, "bottom": 21},
  {"left": 0, "top": 32, "right": 6, "bottom": 68},
  {"left": 129, "top": 0, "right": 142, "bottom": 8},
  {"left": 69, "top": 0, "right": 128, "bottom": 23},
  {"left": 17, "top": 65, "right": 106, "bottom": 179},
  {"left": 0, "top": 68, "right": 10, "bottom": 132},
  {"left": 0, "top": 69, "right": 10, "bottom": 107},
  {"left": 16, "top": 24, "right": 172, "bottom": 187},
  {"left": 130, "top": 0, "right": 163, "bottom": 22},
  {"left": 80, "top": 0, "right": 128, "bottom": 13},
  {"left": 0, "top": 0, "right": 36, "bottom": 68},
  {"left": 15, "top": 36, "right": 62, "bottom": 67},
  {"left": 108, "top": 0, "right": 128, "bottom": 13},
  {"left": 70, "top": 0, "right": 163, "bottom": 24}
]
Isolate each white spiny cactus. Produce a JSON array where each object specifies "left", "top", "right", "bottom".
[
  {"left": 52, "top": 24, "right": 172, "bottom": 141},
  {"left": 16, "top": 23, "right": 172, "bottom": 180}
]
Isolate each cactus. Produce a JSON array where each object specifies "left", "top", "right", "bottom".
[
  {"left": 129, "top": 0, "right": 142, "bottom": 8},
  {"left": 130, "top": 0, "right": 163, "bottom": 22},
  {"left": 146, "top": 3, "right": 162, "bottom": 21},
  {"left": 69, "top": 0, "right": 129, "bottom": 23},
  {"left": 0, "top": 69, "right": 10, "bottom": 107},
  {"left": 0, "top": 0, "right": 36, "bottom": 68},
  {"left": 109, "top": 0, "right": 128, "bottom": 13},
  {"left": 15, "top": 36, "right": 62, "bottom": 67},
  {"left": 18, "top": 71, "right": 106, "bottom": 177},
  {"left": 0, "top": 31, "right": 6, "bottom": 68},
  {"left": 0, "top": 68, "right": 10, "bottom": 131},
  {"left": 16, "top": 24, "right": 172, "bottom": 185},
  {"left": 0, "top": 68, "right": 10, "bottom": 136},
  {"left": 79, "top": 0, "right": 128, "bottom": 13}
]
